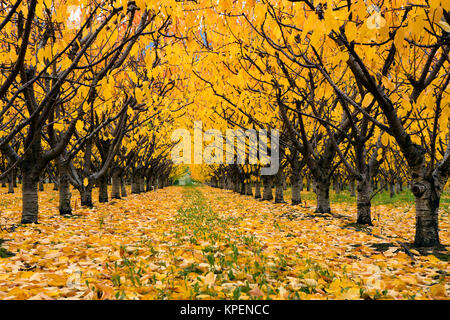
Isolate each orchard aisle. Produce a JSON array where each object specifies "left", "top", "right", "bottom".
[{"left": 0, "top": 185, "right": 448, "bottom": 300}]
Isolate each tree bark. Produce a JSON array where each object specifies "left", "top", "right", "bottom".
[
  {"left": 389, "top": 180, "right": 395, "bottom": 198},
  {"left": 7, "top": 170, "right": 14, "bottom": 193},
  {"left": 239, "top": 179, "right": 245, "bottom": 195},
  {"left": 21, "top": 167, "right": 39, "bottom": 224},
  {"left": 20, "top": 138, "right": 41, "bottom": 224},
  {"left": 145, "top": 176, "right": 151, "bottom": 192},
  {"left": 98, "top": 176, "right": 108, "bottom": 203},
  {"left": 111, "top": 168, "right": 121, "bottom": 199},
  {"left": 80, "top": 187, "right": 93, "bottom": 207},
  {"left": 120, "top": 176, "right": 127, "bottom": 197},
  {"left": 140, "top": 175, "right": 145, "bottom": 193},
  {"left": 58, "top": 162, "right": 72, "bottom": 215},
  {"left": 315, "top": 178, "right": 331, "bottom": 213},
  {"left": 291, "top": 170, "right": 302, "bottom": 205},
  {"left": 411, "top": 163, "right": 441, "bottom": 247},
  {"left": 356, "top": 174, "right": 373, "bottom": 225},
  {"left": 254, "top": 181, "right": 261, "bottom": 199},
  {"left": 13, "top": 170, "right": 17, "bottom": 187},
  {"left": 274, "top": 171, "right": 285, "bottom": 203},
  {"left": 131, "top": 173, "right": 140, "bottom": 194},
  {"left": 262, "top": 175, "right": 274, "bottom": 201},
  {"left": 349, "top": 177, "right": 356, "bottom": 197},
  {"left": 233, "top": 176, "right": 240, "bottom": 193},
  {"left": 245, "top": 183, "right": 253, "bottom": 196}
]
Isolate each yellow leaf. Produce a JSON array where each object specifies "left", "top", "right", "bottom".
[
  {"left": 203, "top": 272, "right": 216, "bottom": 287},
  {"left": 429, "top": 283, "right": 446, "bottom": 298}
]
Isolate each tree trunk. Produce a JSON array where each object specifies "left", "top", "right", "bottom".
[
  {"left": 121, "top": 177, "right": 127, "bottom": 197},
  {"left": 291, "top": 170, "right": 302, "bottom": 205},
  {"left": 411, "top": 168, "right": 440, "bottom": 247},
  {"left": 395, "top": 177, "right": 403, "bottom": 194},
  {"left": 145, "top": 176, "right": 151, "bottom": 192},
  {"left": 111, "top": 168, "right": 121, "bottom": 199},
  {"left": 7, "top": 170, "right": 14, "bottom": 193},
  {"left": 80, "top": 187, "right": 93, "bottom": 207},
  {"left": 254, "top": 181, "right": 261, "bottom": 199},
  {"left": 98, "top": 176, "right": 108, "bottom": 203},
  {"left": 39, "top": 179, "right": 44, "bottom": 191},
  {"left": 349, "top": 177, "right": 356, "bottom": 197},
  {"left": 20, "top": 137, "right": 41, "bottom": 224},
  {"left": 389, "top": 180, "right": 395, "bottom": 198},
  {"left": 238, "top": 179, "right": 243, "bottom": 195},
  {"left": 140, "top": 175, "right": 145, "bottom": 193},
  {"left": 262, "top": 175, "right": 273, "bottom": 201},
  {"left": 315, "top": 178, "right": 331, "bottom": 213},
  {"left": 333, "top": 178, "right": 341, "bottom": 195},
  {"left": 21, "top": 168, "right": 39, "bottom": 224},
  {"left": 58, "top": 162, "right": 72, "bottom": 215},
  {"left": 13, "top": 170, "right": 17, "bottom": 188},
  {"left": 306, "top": 175, "right": 311, "bottom": 191},
  {"left": 233, "top": 176, "right": 240, "bottom": 193},
  {"left": 356, "top": 174, "right": 372, "bottom": 225},
  {"left": 245, "top": 183, "right": 252, "bottom": 196},
  {"left": 131, "top": 173, "right": 140, "bottom": 194}
]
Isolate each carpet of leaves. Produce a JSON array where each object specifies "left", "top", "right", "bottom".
[{"left": 0, "top": 185, "right": 448, "bottom": 300}]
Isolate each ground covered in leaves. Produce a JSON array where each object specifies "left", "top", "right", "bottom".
[{"left": 0, "top": 185, "right": 448, "bottom": 300}]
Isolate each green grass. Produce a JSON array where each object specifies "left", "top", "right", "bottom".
[
  {"left": 0, "top": 239, "right": 15, "bottom": 258},
  {"left": 283, "top": 187, "right": 450, "bottom": 208}
]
